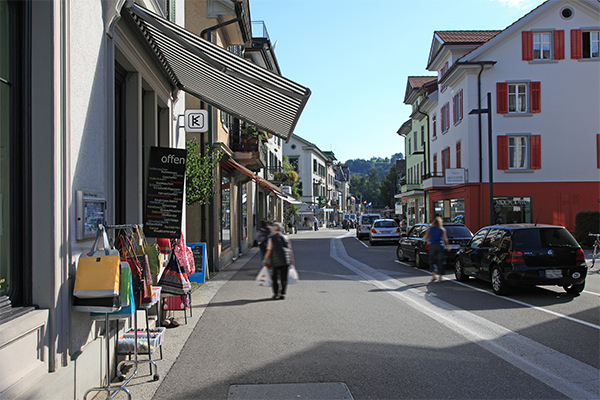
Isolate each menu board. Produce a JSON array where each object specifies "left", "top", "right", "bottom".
[{"left": 144, "top": 146, "right": 187, "bottom": 238}]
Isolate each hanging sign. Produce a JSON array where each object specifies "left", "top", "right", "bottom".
[
  {"left": 144, "top": 146, "right": 187, "bottom": 238},
  {"left": 184, "top": 109, "right": 209, "bottom": 133}
]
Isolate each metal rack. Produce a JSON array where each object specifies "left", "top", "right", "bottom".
[{"left": 83, "top": 223, "right": 160, "bottom": 400}]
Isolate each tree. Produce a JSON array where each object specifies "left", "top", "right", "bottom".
[
  {"left": 378, "top": 164, "right": 397, "bottom": 209},
  {"left": 185, "top": 138, "right": 223, "bottom": 205}
]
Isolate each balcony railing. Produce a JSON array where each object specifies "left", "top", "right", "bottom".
[{"left": 265, "top": 166, "right": 283, "bottom": 182}]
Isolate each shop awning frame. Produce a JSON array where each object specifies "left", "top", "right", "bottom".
[
  {"left": 127, "top": 4, "right": 311, "bottom": 142},
  {"left": 226, "top": 159, "right": 304, "bottom": 205}
]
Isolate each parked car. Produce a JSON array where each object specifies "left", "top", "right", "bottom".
[
  {"left": 356, "top": 214, "right": 381, "bottom": 239},
  {"left": 396, "top": 223, "right": 473, "bottom": 268},
  {"left": 454, "top": 224, "right": 587, "bottom": 295},
  {"left": 369, "top": 219, "right": 401, "bottom": 245}
]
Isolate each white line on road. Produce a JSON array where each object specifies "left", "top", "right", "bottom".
[
  {"left": 393, "top": 259, "right": 600, "bottom": 330},
  {"left": 331, "top": 237, "right": 599, "bottom": 400}
]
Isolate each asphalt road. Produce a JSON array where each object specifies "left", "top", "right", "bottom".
[{"left": 150, "top": 229, "right": 599, "bottom": 400}]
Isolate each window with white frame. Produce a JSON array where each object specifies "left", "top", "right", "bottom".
[
  {"left": 508, "top": 136, "right": 528, "bottom": 169},
  {"left": 508, "top": 83, "right": 527, "bottom": 113},
  {"left": 452, "top": 89, "right": 463, "bottom": 124},
  {"left": 408, "top": 138, "right": 412, "bottom": 155},
  {"left": 533, "top": 32, "right": 552, "bottom": 60},
  {"left": 583, "top": 31, "right": 600, "bottom": 59}
]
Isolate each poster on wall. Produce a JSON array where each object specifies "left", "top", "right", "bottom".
[{"left": 144, "top": 146, "right": 187, "bottom": 238}]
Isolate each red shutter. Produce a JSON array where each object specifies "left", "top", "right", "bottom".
[
  {"left": 452, "top": 95, "right": 456, "bottom": 124},
  {"left": 456, "top": 141, "right": 461, "bottom": 168},
  {"left": 497, "top": 136, "right": 508, "bottom": 170},
  {"left": 597, "top": 134, "right": 600, "bottom": 168},
  {"left": 445, "top": 148, "right": 451, "bottom": 169},
  {"left": 459, "top": 89, "right": 463, "bottom": 120},
  {"left": 522, "top": 31, "right": 533, "bottom": 60},
  {"left": 497, "top": 82, "right": 508, "bottom": 114},
  {"left": 571, "top": 29, "right": 582, "bottom": 59},
  {"left": 530, "top": 135, "right": 541, "bottom": 169},
  {"left": 433, "top": 153, "right": 438, "bottom": 175},
  {"left": 554, "top": 30, "right": 564, "bottom": 60},
  {"left": 446, "top": 103, "right": 450, "bottom": 130},
  {"left": 530, "top": 81, "right": 541, "bottom": 113}
]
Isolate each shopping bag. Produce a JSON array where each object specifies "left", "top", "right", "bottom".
[
  {"left": 255, "top": 266, "right": 272, "bottom": 287},
  {"left": 136, "top": 254, "right": 153, "bottom": 304},
  {"left": 158, "top": 252, "right": 191, "bottom": 295},
  {"left": 288, "top": 265, "right": 299, "bottom": 285},
  {"left": 90, "top": 267, "right": 135, "bottom": 317},
  {"left": 73, "top": 228, "right": 120, "bottom": 299},
  {"left": 157, "top": 238, "right": 172, "bottom": 254},
  {"left": 136, "top": 226, "right": 161, "bottom": 274},
  {"left": 174, "top": 232, "right": 195, "bottom": 276}
]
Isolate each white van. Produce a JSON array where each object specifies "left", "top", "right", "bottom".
[{"left": 356, "top": 213, "right": 381, "bottom": 239}]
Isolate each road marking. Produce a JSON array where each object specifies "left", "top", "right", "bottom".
[
  {"left": 394, "top": 258, "right": 600, "bottom": 330},
  {"left": 331, "top": 237, "right": 600, "bottom": 400}
]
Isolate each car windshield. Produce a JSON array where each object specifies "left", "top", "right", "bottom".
[
  {"left": 445, "top": 226, "right": 472, "bottom": 238},
  {"left": 362, "top": 216, "right": 379, "bottom": 224},
  {"left": 374, "top": 221, "right": 397, "bottom": 228},
  {"left": 513, "top": 228, "right": 579, "bottom": 249}
]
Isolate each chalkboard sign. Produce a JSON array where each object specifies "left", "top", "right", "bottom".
[
  {"left": 144, "top": 146, "right": 187, "bottom": 238},
  {"left": 187, "top": 243, "right": 206, "bottom": 283}
]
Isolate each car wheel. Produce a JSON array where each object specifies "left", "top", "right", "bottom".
[
  {"left": 563, "top": 282, "right": 585, "bottom": 294},
  {"left": 491, "top": 266, "right": 510, "bottom": 295},
  {"left": 454, "top": 259, "right": 469, "bottom": 282},
  {"left": 415, "top": 252, "right": 423, "bottom": 269},
  {"left": 396, "top": 246, "right": 407, "bottom": 261}
]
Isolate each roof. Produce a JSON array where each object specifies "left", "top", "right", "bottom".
[
  {"left": 408, "top": 76, "right": 437, "bottom": 88},
  {"left": 435, "top": 30, "right": 502, "bottom": 44}
]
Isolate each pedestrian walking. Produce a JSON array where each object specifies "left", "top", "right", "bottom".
[
  {"left": 262, "top": 222, "right": 295, "bottom": 300},
  {"left": 257, "top": 220, "right": 271, "bottom": 260},
  {"left": 313, "top": 216, "right": 319, "bottom": 231},
  {"left": 423, "top": 217, "right": 450, "bottom": 282}
]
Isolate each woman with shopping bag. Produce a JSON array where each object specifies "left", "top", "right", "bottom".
[{"left": 262, "top": 222, "right": 295, "bottom": 300}]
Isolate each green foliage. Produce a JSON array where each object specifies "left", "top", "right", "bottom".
[
  {"left": 350, "top": 168, "right": 380, "bottom": 206},
  {"left": 574, "top": 210, "right": 600, "bottom": 248},
  {"left": 378, "top": 164, "right": 397, "bottom": 208},
  {"left": 185, "top": 139, "right": 223, "bottom": 206},
  {"left": 345, "top": 153, "right": 404, "bottom": 178}
]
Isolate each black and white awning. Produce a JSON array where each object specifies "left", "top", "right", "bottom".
[{"left": 128, "top": 4, "right": 311, "bottom": 141}]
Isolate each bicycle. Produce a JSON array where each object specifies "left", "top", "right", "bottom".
[{"left": 589, "top": 233, "right": 600, "bottom": 268}]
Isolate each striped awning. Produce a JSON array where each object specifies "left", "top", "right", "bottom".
[{"left": 127, "top": 5, "right": 310, "bottom": 142}]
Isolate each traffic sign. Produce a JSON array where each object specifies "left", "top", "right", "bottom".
[{"left": 184, "top": 110, "right": 209, "bottom": 133}]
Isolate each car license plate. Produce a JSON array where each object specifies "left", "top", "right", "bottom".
[{"left": 545, "top": 269, "right": 562, "bottom": 279}]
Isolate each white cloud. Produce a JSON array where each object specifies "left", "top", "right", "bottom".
[{"left": 492, "top": 0, "right": 542, "bottom": 10}]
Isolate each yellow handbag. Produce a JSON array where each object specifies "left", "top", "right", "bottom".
[{"left": 73, "top": 227, "right": 121, "bottom": 299}]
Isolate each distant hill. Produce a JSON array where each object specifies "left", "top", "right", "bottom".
[{"left": 344, "top": 153, "right": 404, "bottom": 178}]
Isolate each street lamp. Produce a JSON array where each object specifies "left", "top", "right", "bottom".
[{"left": 469, "top": 92, "right": 494, "bottom": 225}]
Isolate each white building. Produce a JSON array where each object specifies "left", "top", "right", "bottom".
[{"left": 423, "top": 0, "right": 600, "bottom": 231}]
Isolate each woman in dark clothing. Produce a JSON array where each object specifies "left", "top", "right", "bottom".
[
  {"left": 423, "top": 217, "right": 450, "bottom": 282},
  {"left": 257, "top": 220, "right": 271, "bottom": 260},
  {"left": 262, "top": 222, "right": 295, "bottom": 300}
]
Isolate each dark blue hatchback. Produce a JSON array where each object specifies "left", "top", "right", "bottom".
[{"left": 454, "top": 224, "right": 587, "bottom": 295}]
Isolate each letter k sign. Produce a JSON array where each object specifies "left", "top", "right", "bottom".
[{"left": 184, "top": 110, "right": 209, "bottom": 133}]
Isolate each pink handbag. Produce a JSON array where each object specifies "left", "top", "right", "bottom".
[{"left": 174, "top": 232, "right": 195, "bottom": 276}]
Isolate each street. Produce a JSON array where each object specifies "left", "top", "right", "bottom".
[{"left": 137, "top": 228, "right": 598, "bottom": 400}]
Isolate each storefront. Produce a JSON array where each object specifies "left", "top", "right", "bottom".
[
  {"left": 493, "top": 196, "right": 532, "bottom": 224},
  {"left": 432, "top": 198, "right": 466, "bottom": 224}
]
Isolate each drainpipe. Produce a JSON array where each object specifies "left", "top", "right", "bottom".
[{"left": 416, "top": 108, "right": 429, "bottom": 223}]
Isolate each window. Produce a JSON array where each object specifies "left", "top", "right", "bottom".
[
  {"left": 572, "top": 29, "right": 600, "bottom": 59},
  {"left": 433, "top": 153, "right": 437, "bottom": 175},
  {"left": 439, "top": 61, "right": 449, "bottom": 92},
  {"left": 313, "top": 159, "right": 317, "bottom": 173},
  {"left": 421, "top": 125, "right": 425, "bottom": 147},
  {"left": 497, "top": 135, "right": 541, "bottom": 170},
  {"left": 413, "top": 132, "right": 418, "bottom": 153},
  {"left": 533, "top": 32, "right": 552, "bottom": 60},
  {"left": 452, "top": 89, "right": 463, "bottom": 124},
  {"left": 456, "top": 141, "right": 461, "bottom": 168},
  {"left": 497, "top": 82, "right": 541, "bottom": 114},
  {"left": 408, "top": 138, "right": 412, "bottom": 155},
  {"left": 441, "top": 102, "right": 450, "bottom": 132},
  {"left": 441, "top": 147, "right": 450, "bottom": 173},
  {"left": 522, "top": 30, "right": 564, "bottom": 60},
  {"left": 432, "top": 114, "right": 437, "bottom": 138}
]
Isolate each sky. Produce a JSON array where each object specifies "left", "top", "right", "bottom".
[{"left": 249, "top": 0, "right": 547, "bottom": 163}]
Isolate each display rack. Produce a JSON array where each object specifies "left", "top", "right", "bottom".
[{"left": 82, "top": 223, "right": 159, "bottom": 400}]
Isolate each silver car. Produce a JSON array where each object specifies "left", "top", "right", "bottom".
[{"left": 369, "top": 219, "right": 401, "bottom": 245}]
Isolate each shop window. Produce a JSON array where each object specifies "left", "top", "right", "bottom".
[
  {"left": 493, "top": 197, "right": 532, "bottom": 224},
  {"left": 221, "top": 174, "right": 230, "bottom": 249},
  {"left": 0, "top": 1, "right": 10, "bottom": 298},
  {"left": 450, "top": 198, "right": 465, "bottom": 224}
]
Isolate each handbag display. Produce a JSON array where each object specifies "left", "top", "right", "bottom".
[
  {"left": 174, "top": 232, "right": 195, "bottom": 276},
  {"left": 158, "top": 252, "right": 191, "bottom": 295},
  {"left": 90, "top": 266, "right": 135, "bottom": 317},
  {"left": 136, "top": 226, "right": 161, "bottom": 274},
  {"left": 73, "top": 227, "right": 121, "bottom": 299}
]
